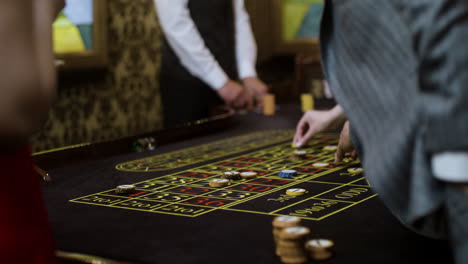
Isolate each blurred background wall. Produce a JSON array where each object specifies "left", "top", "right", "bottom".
[{"left": 32, "top": 0, "right": 325, "bottom": 152}]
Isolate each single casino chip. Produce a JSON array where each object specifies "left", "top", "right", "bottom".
[
  {"left": 279, "top": 169, "right": 297, "bottom": 178},
  {"left": 306, "top": 239, "right": 334, "bottom": 260},
  {"left": 240, "top": 171, "right": 258, "bottom": 179},
  {"left": 286, "top": 188, "right": 307, "bottom": 196},
  {"left": 290, "top": 150, "right": 307, "bottom": 160},
  {"left": 293, "top": 150, "right": 307, "bottom": 156},
  {"left": 312, "top": 162, "right": 329, "bottom": 168},
  {"left": 223, "top": 171, "right": 240, "bottom": 176},
  {"left": 222, "top": 171, "right": 241, "bottom": 180},
  {"left": 272, "top": 215, "right": 302, "bottom": 228},
  {"left": 306, "top": 238, "right": 334, "bottom": 250},
  {"left": 209, "top": 179, "right": 229, "bottom": 188},
  {"left": 347, "top": 167, "right": 364, "bottom": 174},
  {"left": 323, "top": 145, "right": 337, "bottom": 151},
  {"left": 280, "top": 226, "right": 311, "bottom": 240},
  {"left": 116, "top": 184, "right": 136, "bottom": 194}
]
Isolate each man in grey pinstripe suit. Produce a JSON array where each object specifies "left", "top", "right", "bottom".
[{"left": 294, "top": 1, "right": 468, "bottom": 263}]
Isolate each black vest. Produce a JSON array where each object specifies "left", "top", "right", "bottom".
[
  {"left": 161, "top": 0, "right": 238, "bottom": 81},
  {"left": 159, "top": 0, "right": 238, "bottom": 127}
]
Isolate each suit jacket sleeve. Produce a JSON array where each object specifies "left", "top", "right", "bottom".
[{"left": 408, "top": 0, "right": 468, "bottom": 152}]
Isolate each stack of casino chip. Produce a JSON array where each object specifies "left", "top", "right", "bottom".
[
  {"left": 263, "top": 93, "right": 276, "bottom": 116},
  {"left": 222, "top": 171, "right": 242, "bottom": 180},
  {"left": 305, "top": 238, "right": 334, "bottom": 261},
  {"left": 311, "top": 162, "right": 329, "bottom": 168},
  {"left": 209, "top": 179, "right": 229, "bottom": 188},
  {"left": 277, "top": 226, "right": 311, "bottom": 264},
  {"left": 272, "top": 216, "right": 301, "bottom": 256},
  {"left": 240, "top": 171, "right": 258, "bottom": 179},
  {"left": 116, "top": 184, "right": 136, "bottom": 194},
  {"left": 323, "top": 145, "right": 337, "bottom": 151},
  {"left": 279, "top": 169, "right": 297, "bottom": 178},
  {"left": 285, "top": 188, "right": 307, "bottom": 196},
  {"left": 301, "top": 93, "right": 314, "bottom": 113},
  {"left": 289, "top": 150, "right": 307, "bottom": 160}
]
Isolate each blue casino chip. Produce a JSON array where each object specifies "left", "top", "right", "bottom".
[{"left": 278, "top": 169, "right": 297, "bottom": 178}]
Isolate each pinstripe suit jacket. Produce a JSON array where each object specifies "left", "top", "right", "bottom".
[{"left": 320, "top": 0, "right": 468, "bottom": 238}]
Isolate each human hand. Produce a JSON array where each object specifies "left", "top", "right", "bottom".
[
  {"left": 218, "top": 80, "right": 252, "bottom": 109},
  {"left": 293, "top": 105, "right": 346, "bottom": 148},
  {"left": 335, "top": 121, "right": 357, "bottom": 162},
  {"left": 242, "top": 77, "right": 268, "bottom": 109}
]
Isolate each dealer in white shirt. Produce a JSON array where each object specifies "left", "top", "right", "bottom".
[{"left": 154, "top": 0, "right": 268, "bottom": 127}]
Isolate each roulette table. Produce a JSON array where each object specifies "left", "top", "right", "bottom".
[{"left": 34, "top": 103, "right": 453, "bottom": 264}]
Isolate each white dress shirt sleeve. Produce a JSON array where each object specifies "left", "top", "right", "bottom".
[
  {"left": 432, "top": 152, "right": 468, "bottom": 182},
  {"left": 234, "top": 0, "right": 258, "bottom": 79},
  {"left": 153, "top": 0, "right": 228, "bottom": 90}
]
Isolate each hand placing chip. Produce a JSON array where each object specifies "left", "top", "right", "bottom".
[
  {"left": 293, "top": 105, "right": 346, "bottom": 148},
  {"left": 335, "top": 121, "right": 357, "bottom": 162}
]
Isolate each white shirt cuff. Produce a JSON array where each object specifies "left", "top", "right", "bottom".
[
  {"left": 238, "top": 61, "right": 257, "bottom": 80},
  {"left": 205, "top": 66, "right": 229, "bottom": 90},
  {"left": 432, "top": 152, "right": 468, "bottom": 182}
]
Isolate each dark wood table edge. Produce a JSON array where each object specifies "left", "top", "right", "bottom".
[
  {"left": 56, "top": 250, "right": 137, "bottom": 264},
  {"left": 33, "top": 109, "right": 237, "bottom": 171}
]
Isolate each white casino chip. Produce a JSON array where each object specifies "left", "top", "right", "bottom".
[
  {"left": 312, "top": 162, "right": 329, "bottom": 168},
  {"left": 276, "top": 216, "right": 300, "bottom": 223},
  {"left": 323, "top": 145, "right": 337, "bottom": 151},
  {"left": 118, "top": 185, "right": 135, "bottom": 189},
  {"left": 285, "top": 226, "right": 309, "bottom": 235},
  {"left": 307, "top": 239, "right": 334, "bottom": 248},
  {"left": 116, "top": 185, "right": 136, "bottom": 193},
  {"left": 286, "top": 188, "right": 307, "bottom": 196},
  {"left": 347, "top": 167, "right": 364, "bottom": 174},
  {"left": 293, "top": 150, "right": 307, "bottom": 155},
  {"left": 287, "top": 188, "right": 305, "bottom": 192},
  {"left": 213, "top": 179, "right": 229, "bottom": 183}
]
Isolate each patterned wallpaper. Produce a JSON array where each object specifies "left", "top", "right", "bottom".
[{"left": 32, "top": 0, "right": 163, "bottom": 152}]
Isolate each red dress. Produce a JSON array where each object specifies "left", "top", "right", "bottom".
[{"left": 0, "top": 146, "right": 56, "bottom": 263}]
